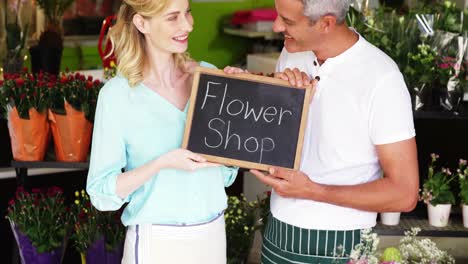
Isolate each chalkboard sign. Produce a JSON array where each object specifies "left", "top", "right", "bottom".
[{"left": 182, "top": 67, "right": 312, "bottom": 171}]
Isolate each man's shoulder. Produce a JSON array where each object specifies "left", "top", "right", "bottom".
[{"left": 357, "top": 37, "right": 401, "bottom": 74}]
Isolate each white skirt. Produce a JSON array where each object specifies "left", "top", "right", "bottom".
[{"left": 121, "top": 215, "right": 226, "bottom": 264}]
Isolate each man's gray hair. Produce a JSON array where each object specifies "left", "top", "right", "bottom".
[{"left": 302, "top": 0, "right": 350, "bottom": 24}]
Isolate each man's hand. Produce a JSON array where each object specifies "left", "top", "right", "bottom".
[
  {"left": 275, "top": 68, "right": 314, "bottom": 88},
  {"left": 250, "top": 167, "right": 320, "bottom": 200}
]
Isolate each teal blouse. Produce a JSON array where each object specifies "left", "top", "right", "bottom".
[{"left": 86, "top": 71, "right": 238, "bottom": 227}]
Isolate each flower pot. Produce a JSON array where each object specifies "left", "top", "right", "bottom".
[
  {"left": 10, "top": 220, "right": 63, "bottom": 264},
  {"left": 7, "top": 107, "right": 49, "bottom": 161},
  {"left": 49, "top": 101, "right": 92, "bottom": 162},
  {"left": 85, "top": 237, "right": 106, "bottom": 264},
  {"left": 380, "top": 212, "right": 401, "bottom": 226},
  {"left": 463, "top": 204, "right": 468, "bottom": 228},
  {"left": 428, "top": 204, "right": 452, "bottom": 227},
  {"left": 106, "top": 243, "right": 124, "bottom": 264},
  {"left": 2, "top": 51, "right": 24, "bottom": 74}
]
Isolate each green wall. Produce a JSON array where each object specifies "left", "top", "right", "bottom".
[{"left": 189, "top": 0, "right": 274, "bottom": 68}]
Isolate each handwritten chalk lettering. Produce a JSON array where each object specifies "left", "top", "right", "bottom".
[
  {"left": 201, "top": 82, "right": 293, "bottom": 126},
  {"left": 204, "top": 117, "right": 275, "bottom": 163}
]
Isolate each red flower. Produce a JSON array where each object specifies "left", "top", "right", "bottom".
[
  {"left": 20, "top": 93, "right": 26, "bottom": 100},
  {"left": 0, "top": 80, "right": 4, "bottom": 86},
  {"left": 32, "top": 188, "right": 41, "bottom": 193},
  {"left": 86, "top": 81, "right": 93, "bottom": 89},
  {"left": 38, "top": 80, "right": 45, "bottom": 87},
  {"left": 47, "top": 186, "right": 63, "bottom": 197},
  {"left": 60, "top": 76, "right": 68, "bottom": 84},
  {"left": 47, "top": 82, "right": 54, "bottom": 88},
  {"left": 15, "top": 78, "right": 25, "bottom": 87},
  {"left": 29, "top": 74, "right": 35, "bottom": 82},
  {"left": 22, "top": 67, "right": 28, "bottom": 73},
  {"left": 87, "top": 75, "right": 93, "bottom": 82},
  {"left": 8, "top": 199, "right": 15, "bottom": 206},
  {"left": 93, "top": 80, "right": 101, "bottom": 86},
  {"left": 78, "top": 212, "right": 87, "bottom": 220},
  {"left": 38, "top": 71, "right": 44, "bottom": 80}
]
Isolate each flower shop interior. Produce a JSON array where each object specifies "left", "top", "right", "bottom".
[{"left": 1, "top": 0, "right": 468, "bottom": 263}]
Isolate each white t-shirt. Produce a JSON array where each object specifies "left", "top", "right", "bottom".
[{"left": 271, "top": 35, "right": 416, "bottom": 230}]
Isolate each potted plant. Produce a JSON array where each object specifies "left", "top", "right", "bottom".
[
  {"left": 347, "top": 227, "right": 455, "bottom": 264},
  {"left": 48, "top": 71, "right": 103, "bottom": 162},
  {"left": 72, "top": 189, "right": 125, "bottom": 264},
  {"left": 380, "top": 212, "right": 401, "bottom": 226},
  {"left": 457, "top": 159, "right": 468, "bottom": 228},
  {"left": 101, "top": 208, "right": 125, "bottom": 264},
  {"left": 30, "top": 0, "right": 74, "bottom": 75},
  {"left": 0, "top": 70, "right": 51, "bottom": 161},
  {"left": 225, "top": 195, "right": 257, "bottom": 264},
  {"left": 404, "top": 43, "right": 438, "bottom": 111},
  {"left": 72, "top": 189, "right": 106, "bottom": 264},
  {"left": 420, "top": 153, "right": 456, "bottom": 227},
  {"left": 2, "top": 0, "right": 28, "bottom": 74},
  {"left": 6, "top": 186, "right": 71, "bottom": 263}
]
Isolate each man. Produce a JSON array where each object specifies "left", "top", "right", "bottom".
[{"left": 249, "top": 0, "right": 419, "bottom": 263}]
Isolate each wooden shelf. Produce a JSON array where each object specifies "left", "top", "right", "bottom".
[
  {"left": 11, "top": 160, "right": 89, "bottom": 169},
  {"left": 375, "top": 218, "right": 468, "bottom": 237},
  {"left": 223, "top": 27, "right": 282, "bottom": 40}
]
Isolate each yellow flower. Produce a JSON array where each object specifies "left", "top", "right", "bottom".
[
  {"left": 75, "top": 200, "right": 80, "bottom": 205},
  {"left": 75, "top": 191, "right": 79, "bottom": 197}
]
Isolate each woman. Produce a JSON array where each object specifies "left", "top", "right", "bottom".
[{"left": 86, "top": 0, "right": 237, "bottom": 263}]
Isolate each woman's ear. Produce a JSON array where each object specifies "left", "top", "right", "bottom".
[{"left": 132, "top": 14, "right": 148, "bottom": 34}]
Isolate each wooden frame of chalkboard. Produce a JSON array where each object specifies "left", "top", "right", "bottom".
[{"left": 182, "top": 67, "right": 312, "bottom": 171}]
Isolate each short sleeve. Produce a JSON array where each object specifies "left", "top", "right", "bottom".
[{"left": 369, "top": 71, "right": 416, "bottom": 145}]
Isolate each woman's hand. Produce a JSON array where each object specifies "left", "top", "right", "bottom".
[{"left": 158, "top": 148, "right": 219, "bottom": 171}]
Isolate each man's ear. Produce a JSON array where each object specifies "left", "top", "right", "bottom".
[
  {"left": 133, "top": 14, "right": 148, "bottom": 34},
  {"left": 319, "top": 15, "right": 337, "bottom": 33}
]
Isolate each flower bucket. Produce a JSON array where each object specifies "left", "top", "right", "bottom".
[
  {"left": 10, "top": 220, "right": 63, "bottom": 264},
  {"left": 380, "top": 212, "right": 401, "bottom": 226},
  {"left": 49, "top": 101, "right": 92, "bottom": 162},
  {"left": 428, "top": 204, "right": 452, "bottom": 227},
  {"left": 106, "top": 243, "right": 124, "bottom": 264},
  {"left": 463, "top": 204, "right": 468, "bottom": 228},
  {"left": 7, "top": 107, "right": 49, "bottom": 161},
  {"left": 85, "top": 237, "right": 106, "bottom": 264}
]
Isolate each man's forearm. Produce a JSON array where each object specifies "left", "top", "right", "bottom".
[{"left": 308, "top": 176, "right": 419, "bottom": 212}]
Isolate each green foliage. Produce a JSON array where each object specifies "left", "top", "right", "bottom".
[
  {"left": 404, "top": 43, "right": 437, "bottom": 90},
  {"left": 0, "top": 70, "right": 51, "bottom": 119},
  {"left": 49, "top": 72, "right": 103, "bottom": 122},
  {"left": 225, "top": 195, "right": 257, "bottom": 264},
  {"left": 420, "top": 154, "right": 456, "bottom": 205},
  {"left": 457, "top": 160, "right": 468, "bottom": 204},
  {"left": 71, "top": 190, "right": 125, "bottom": 253},
  {"left": 6, "top": 186, "right": 71, "bottom": 253}
]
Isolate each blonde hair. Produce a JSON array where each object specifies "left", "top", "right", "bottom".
[{"left": 109, "top": 0, "right": 192, "bottom": 87}]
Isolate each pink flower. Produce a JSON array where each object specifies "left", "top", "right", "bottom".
[
  {"left": 439, "top": 63, "right": 450, "bottom": 69},
  {"left": 460, "top": 159, "right": 467, "bottom": 166}
]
